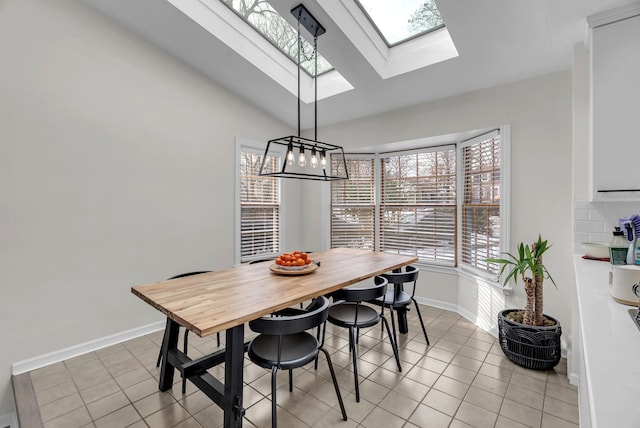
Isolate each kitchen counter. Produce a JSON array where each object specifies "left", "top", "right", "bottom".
[{"left": 573, "top": 256, "right": 640, "bottom": 428}]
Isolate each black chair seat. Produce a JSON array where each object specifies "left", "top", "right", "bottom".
[
  {"left": 375, "top": 289, "right": 412, "bottom": 308},
  {"left": 248, "top": 332, "right": 319, "bottom": 370},
  {"left": 328, "top": 303, "right": 380, "bottom": 329}
]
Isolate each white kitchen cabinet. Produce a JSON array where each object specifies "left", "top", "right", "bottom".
[{"left": 589, "top": 3, "right": 640, "bottom": 201}]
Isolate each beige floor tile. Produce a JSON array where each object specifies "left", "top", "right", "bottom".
[
  {"left": 455, "top": 401, "right": 498, "bottom": 428},
  {"left": 377, "top": 388, "right": 419, "bottom": 419},
  {"left": 449, "top": 419, "right": 475, "bottom": 428},
  {"left": 479, "top": 361, "right": 514, "bottom": 382},
  {"left": 442, "top": 364, "right": 477, "bottom": 385},
  {"left": 544, "top": 382, "right": 579, "bottom": 406},
  {"left": 86, "top": 390, "right": 130, "bottom": 420},
  {"left": 541, "top": 412, "right": 580, "bottom": 428},
  {"left": 40, "top": 392, "right": 85, "bottom": 422},
  {"left": 464, "top": 385, "right": 504, "bottom": 414},
  {"left": 173, "top": 417, "right": 206, "bottom": 428},
  {"left": 500, "top": 398, "right": 542, "bottom": 428},
  {"left": 506, "top": 383, "right": 545, "bottom": 410},
  {"left": 133, "top": 390, "right": 177, "bottom": 418},
  {"left": 495, "top": 414, "right": 532, "bottom": 428},
  {"left": 144, "top": 402, "right": 191, "bottom": 428},
  {"left": 94, "top": 405, "right": 141, "bottom": 428},
  {"left": 35, "top": 380, "right": 78, "bottom": 406},
  {"left": 79, "top": 378, "right": 121, "bottom": 404},
  {"left": 390, "top": 376, "right": 431, "bottom": 402},
  {"left": 433, "top": 375, "right": 470, "bottom": 399},
  {"left": 543, "top": 397, "right": 579, "bottom": 424},
  {"left": 421, "top": 388, "right": 461, "bottom": 416},
  {"left": 360, "top": 406, "right": 405, "bottom": 428},
  {"left": 43, "top": 406, "right": 92, "bottom": 428},
  {"left": 472, "top": 373, "right": 509, "bottom": 396},
  {"left": 27, "top": 305, "right": 579, "bottom": 428},
  {"left": 408, "top": 403, "right": 452, "bottom": 428},
  {"left": 510, "top": 372, "right": 547, "bottom": 395},
  {"left": 339, "top": 394, "right": 376, "bottom": 423}
]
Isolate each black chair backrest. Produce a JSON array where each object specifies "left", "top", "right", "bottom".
[
  {"left": 168, "top": 271, "right": 212, "bottom": 280},
  {"left": 249, "top": 296, "right": 330, "bottom": 336},
  {"left": 383, "top": 265, "right": 419, "bottom": 296},
  {"left": 330, "top": 276, "right": 388, "bottom": 303}
]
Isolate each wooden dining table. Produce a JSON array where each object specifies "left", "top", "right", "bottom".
[{"left": 131, "top": 248, "right": 418, "bottom": 428}]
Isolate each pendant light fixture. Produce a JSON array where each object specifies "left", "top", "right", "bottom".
[{"left": 259, "top": 4, "right": 349, "bottom": 181}]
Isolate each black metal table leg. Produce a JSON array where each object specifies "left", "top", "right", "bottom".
[
  {"left": 224, "top": 325, "right": 245, "bottom": 428},
  {"left": 397, "top": 308, "right": 409, "bottom": 334},
  {"left": 159, "top": 318, "right": 179, "bottom": 391}
]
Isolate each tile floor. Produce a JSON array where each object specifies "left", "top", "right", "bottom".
[{"left": 29, "top": 305, "right": 579, "bottom": 428}]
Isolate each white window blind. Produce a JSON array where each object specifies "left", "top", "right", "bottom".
[
  {"left": 380, "top": 147, "right": 457, "bottom": 264},
  {"left": 331, "top": 156, "right": 375, "bottom": 250},
  {"left": 460, "top": 131, "right": 501, "bottom": 272},
  {"left": 240, "top": 149, "right": 280, "bottom": 261}
]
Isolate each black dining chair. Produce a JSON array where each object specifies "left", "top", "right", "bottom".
[
  {"left": 372, "top": 265, "right": 430, "bottom": 346},
  {"left": 327, "top": 276, "right": 401, "bottom": 402},
  {"left": 156, "top": 271, "right": 220, "bottom": 394},
  {"left": 247, "top": 295, "right": 347, "bottom": 428}
]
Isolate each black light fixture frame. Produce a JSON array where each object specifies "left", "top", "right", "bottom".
[{"left": 259, "top": 3, "right": 349, "bottom": 182}]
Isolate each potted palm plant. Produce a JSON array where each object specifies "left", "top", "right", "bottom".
[{"left": 487, "top": 235, "right": 562, "bottom": 370}]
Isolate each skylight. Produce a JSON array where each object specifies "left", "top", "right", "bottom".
[
  {"left": 219, "top": 0, "right": 332, "bottom": 76},
  {"left": 355, "top": 0, "right": 444, "bottom": 46}
]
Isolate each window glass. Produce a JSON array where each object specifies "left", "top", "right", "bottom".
[
  {"left": 220, "top": 0, "right": 332, "bottom": 75},
  {"left": 355, "top": 0, "right": 444, "bottom": 45},
  {"left": 331, "top": 156, "right": 375, "bottom": 250},
  {"left": 461, "top": 132, "right": 501, "bottom": 272},
  {"left": 380, "top": 147, "right": 456, "bottom": 264},
  {"left": 240, "top": 148, "right": 280, "bottom": 261}
]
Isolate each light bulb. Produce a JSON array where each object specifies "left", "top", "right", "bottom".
[
  {"left": 298, "top": 146, "right": 307, "bottom": 167},
  {"left": 310, "top": 147, "right": 318, "bottom": 168},
  {"left": 287, "top": 143, "right": 294, "bottom": 166},
  {"left": 320, "top": 150, "right": 327, "bottom": 168}
]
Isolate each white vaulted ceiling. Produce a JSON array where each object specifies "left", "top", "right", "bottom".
[{"left": 83, "top": 0, "right": 628, "bottom": 129}]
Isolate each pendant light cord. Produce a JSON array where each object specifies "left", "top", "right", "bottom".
[
  {"left": 297, "top": 21, "right": 301, "bottom": 138},
  {"left": 314, "top": 36, "right": 318, "bottom": 141}
]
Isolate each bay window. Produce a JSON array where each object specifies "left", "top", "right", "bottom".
[{"left": 330, "top": 128, "right": 507, "bottom": 276}]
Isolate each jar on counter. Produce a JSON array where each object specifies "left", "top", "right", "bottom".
[{"left": 610, "top": 227, "right": 629, "bottom": 265}]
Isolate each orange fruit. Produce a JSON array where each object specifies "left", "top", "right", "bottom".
[
  {"left": 305, "top": 258, "right": 311, "bottom": 265},
  {"left": 295, "top": 258, "right": 305, "bottom": 266}
]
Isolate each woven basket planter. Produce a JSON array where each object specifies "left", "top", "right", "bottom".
[{"left": 498, "top": 309, "right": 562, "bottom": 370}]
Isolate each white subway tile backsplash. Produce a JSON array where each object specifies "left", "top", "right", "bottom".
[
  {"left": 574, "top": 220, "right": 606, "bottom": 234},
  {"left": 573, "top": 201, "right": 640, "bottom": 253},
  {"left": 574, "top": 209, "right": 589, "bottom": 221}
]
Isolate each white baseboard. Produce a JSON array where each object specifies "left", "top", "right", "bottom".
[
  {"left": 414, "top": 296, "right": 499, "bottom": 338},
  {"left": 0, "top": 411, "right": 17, "bottom": 428},
  {"left": 11, "top": 321, "right": 165, "bottom": 375}
]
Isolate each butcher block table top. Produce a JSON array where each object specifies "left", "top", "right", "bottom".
[{"left": 132, "top": 248, "right": 418, "bottom": 337}]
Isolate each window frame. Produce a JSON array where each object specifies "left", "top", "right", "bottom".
[
  {"left": 235, "top": 138, "right": 284, "bottom": 265},
  {"left": 457, "top": 129, "right": 510, "bottom": 282},
  {"left": 377, "top": 145, "right": 457, "bottom": 266},
  {"left": 327, "top": 126, "right": 510, "bottom": 284}
]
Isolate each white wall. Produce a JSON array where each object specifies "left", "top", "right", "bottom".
[
  {"left": 0, "top": 0, "right": 297, "bottom": 416},
  {"left": 308, "top": 71, "right": 575, "bottom": 351}
]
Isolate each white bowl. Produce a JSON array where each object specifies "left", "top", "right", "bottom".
[{"left": 581, "top": 242, "right": 611, "bottom": 259}]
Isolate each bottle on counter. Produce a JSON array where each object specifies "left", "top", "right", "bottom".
[{"left": 610, "top": 227, "right": 628, "bottom": 265}]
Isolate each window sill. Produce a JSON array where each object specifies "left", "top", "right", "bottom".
[{"left": 414, "top": 261, "right": 514, "bottom": 296}]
